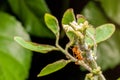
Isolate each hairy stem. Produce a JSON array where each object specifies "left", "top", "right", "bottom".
[
  {"left": 99, "top": 73, "right": 106, "bottom": 80},
  {"left": 55, "top": 34, "right": 92, "bottom": 72},
  {"left": 89, "top": 57, "right": 106, "bottom": 80},
  {"left": 55, "top": 34, "right": 77, "bottom": 61},
  {"left": 56, "top": 32, "right": 105, "bottom": 80}
]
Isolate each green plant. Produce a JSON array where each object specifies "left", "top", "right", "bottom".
[
  {"left": 0, "top": 12, "right": 32, "bottom": 80},
  {"left": 117, "top": 78, "right": 120, "bottom": 80},
  {"left": 0, "top": 0, "right": 51, "bottom": 79},
  {"left": 14, "top": 9, "right": 115, "bottom": 80}
]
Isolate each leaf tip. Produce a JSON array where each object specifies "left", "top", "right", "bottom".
[
  {"left": 14, "top": 36, "right": 21, "bottom": 41},
  {"left": 67, "top": 8, "right": 73, "bottom": 12},
  {"left": 105, "top": 23, "right": 116, "bottom": 36},
  {"left": 111, "top": 23, "right": 115, "bottom": 31},
  {"left": 44, "top": 13, "right": 55, "bottom": 19},
  {"left": 44, "top": 13, "right": 52, "bottom": 21},
  {"left": 44, "top": 13, "right": 50, "bottom": 17},
  {"left": 37, "top": 74, "right": 41, "bottom": 77},
  {"left": 37, "top": 72, "right": 45, "bottom": 77}
]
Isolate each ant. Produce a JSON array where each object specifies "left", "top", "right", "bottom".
[{"left": 72, "top": 46, "right": 83, "bottom": 61}]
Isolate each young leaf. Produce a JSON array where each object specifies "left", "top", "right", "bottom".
[
  {"left": 85, "top": 27, "right": 95, "bottom": 45},
  {"left": 62, "top": 24, "right": 77, "bottom": 42},
  {"left": 76, "top": 14, "right": 86, "bottom": 24},
  {"left": 66, "top": 30, "right": 76, "bottom": 41},
  {"left": 45, "top": 13, "right": 59, "bottom": 36},
  {"left": 85, "top": 24, "right": 115, "bottom": 45},
  {"left": 96, "top": 24, "right": 115, "bottom": 43},
  {"left": 37, "top": 59, "right": 70, "bottom": 77},
  {"left": 14, "top": 37, "right": 59, "bottom": 53},
  {"left": 62, "top": 9, "right": 76, "bottom": 42},
  {"left": 62, "top": 8, "right": 75, "bottom": 25},
  {"left": 97, "top": 30, "right": 120, "bottom": 70}
]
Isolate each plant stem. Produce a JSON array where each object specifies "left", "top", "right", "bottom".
[
  {"left": 56, "top": 43, "right": 92, "bottom": 72},
  {"left": 55, "top": 34, "right": 76, "bottom": 61},
  {"left": 55, "top": 32, "right": 105, "bottom": 80},
  {"left": 82, "top": 41, "right": 106, "bottom": 80},
  {"left": 99, "top": 73, "right": 106, "bottom": 80},
  {"left": 91, "top": 59, "right": 106, "bottom": 80},
  {"left": 55, "top": 34, "right": 92, "bottom": 72},
  {"left": 86, "top": 30, "right": 97, "bottom": 58}
]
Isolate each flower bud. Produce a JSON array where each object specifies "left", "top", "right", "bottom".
[
  {"left": 70, "top": 21, "right": 83, "bottom": 31},
  {"left": 63, "top": 24, "right": 74, "bottom": 32}
]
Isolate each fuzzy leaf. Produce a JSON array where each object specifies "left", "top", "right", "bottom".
[
  {"left": 76, "top": 14, "right": 86, "bottom": 24},
  {"left": 82, "top": 1, "right": 120, "bottom": 70},
  {"left": 62, "top": 8, "right": 75, "bottom": 25},
  {"left": 96, "top": 24, "right": 115, "bottom": 43},
  {"left": 45, "top": 13, "right": 59, "bottom": 36},
  {"left": 97, "top": 30, "right": 120, "bottom": 70},
  {"left": 62, "top": 9, "right": 76, "bottom": 41},
  {"left": 38, "top": 59, "right": 70, "bottom": 77},
  {"left": 85, "top": 24, "right": 115, "bottom": 45},
  {"left": 14, "top": 37, "right": 59, "bottom": 53},
  {"left": 85, "top": 27, "right": 95, "bottom": 45},
  {"left": 66, "top": 30, "right": 76, "bottom": 41}
]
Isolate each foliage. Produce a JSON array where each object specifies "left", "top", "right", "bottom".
[
  {"left": 15, "top": 9, "right": 115, "bottom": 80},
  {"left": 37, "top": 59, "right": 70, "bottom": 77},
  {"left": 0, "top": 12, "right": 32, "bottom": 80},
  {"left": 14, "top": 37, "right": 59, "bottom": 53},
  {"left": 82, "top": 1, "right": 120, "bottom": 70},
  {"left": 117, "top": 78, "right": 120, "bottom": 80},
  {"left": 8, "top": 0, "right": 54, "bottom": 38},
  {"left": 0, "top": 0, "right": 120, "bottom": 80}
]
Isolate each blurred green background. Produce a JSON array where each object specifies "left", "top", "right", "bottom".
[{"left": 0, "top": 0, "right": 120, "bottom": 80}]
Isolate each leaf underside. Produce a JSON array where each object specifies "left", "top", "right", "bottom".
[
  {"left": 85, "top": 24, "right": 115, "bottom": 46},
  {"left": 45, "top": 13, "right": 59, "bottom": 36},
  {"left": 14, "top": 37, "right": 59, "bottom": 53},
  {"left": 38, "top": 59, "right": 70, "bottom": 77},
  {"left": 82, "top": 2, "right": 119, "bottom": 70}
]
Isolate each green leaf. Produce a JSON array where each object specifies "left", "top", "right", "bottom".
[
  {"left": 8, "top": 0, "right": 54, "bottom": 38},
  {"left": 66, "top": 30, "right": 77, "bottom": 41},
  {"left": 76, "top": 14, "right": 86, "bottom": 24},
  {"left": 85, "top": 27, "right": 95, "bottom": 45},
  {"left": 62, "top": 9, "right": 76, "bottom": 41},
  {"left": 96, "top": 24, "right": 115, "bottom": 43},
  {"left": 62, "top": 8, "right": 75, "bottom": 25},
  {"left": 0, "top": 12, "right": 32, "bottom": 80},
  {"left": 45, "top": 13, "right": 59, "bottom": 36},
  {"left": 82, "top": 1, "right": 108, "bottom": 26},
  {"left": 117, "top": 78, "right": 120, "bottom": 80},
  {"left": 99, "top": 0, "right": 120, "bottom": 25},
  {"left": 38, "top": 59, "right": 70, "bottom": 77},
  {"left": 85, "top": 24, "right": 115, "bottom": 45},
  {"left": 25, "top": 0, "right": 50, "bottom": 18},
  {"left": 14, "top": 37, "right": 59, "bottom": 53},
  {"left": 62, "top": 24, "right": 77, "bottom": 42},
  {"left": 97, "top": 30, "right": 120, "bottom": 70},
  {"left": 82, "top": 1, "right": 120, "bottom": 70}
]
